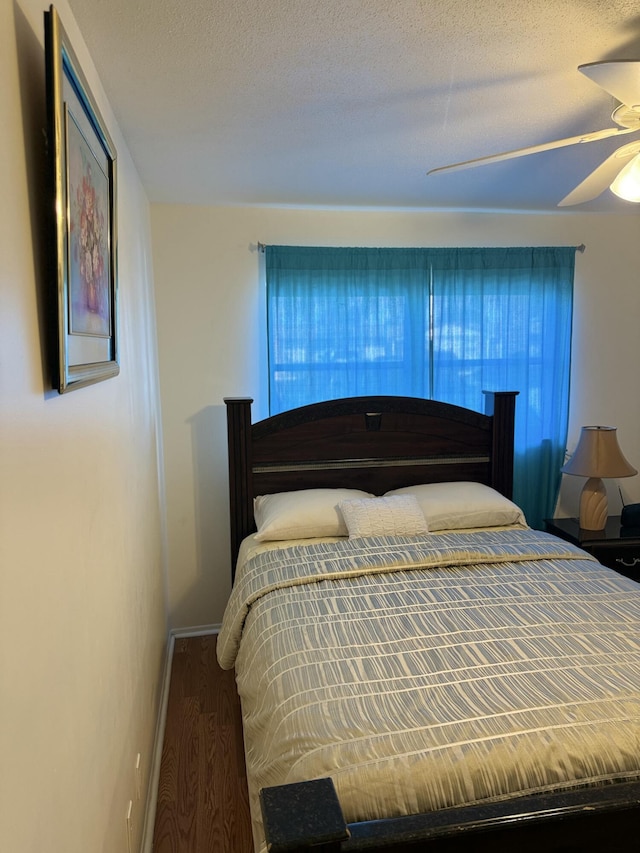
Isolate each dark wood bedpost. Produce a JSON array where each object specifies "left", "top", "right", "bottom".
[
  {"left": 260, "top": 778, "right": 349, "bottom": 853},
  {"left": 483, "top": 390, "right": 518, "bottom": 499},
  {"left": 224, "top": 397, "right": 254, "bottom": 579}
]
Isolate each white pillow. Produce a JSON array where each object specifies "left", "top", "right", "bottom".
[
  {"left": 385, "top": 482, "right": 527, "bottom": 531},
  {"left": 253, "top": 488, "right": 374, "bottom": 541},
  {"left": 339, "top": 495, "right": 429, "bottom": 539}
]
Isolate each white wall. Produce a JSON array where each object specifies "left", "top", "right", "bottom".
[
  {"left": 152, "top": 204, "right": 640, "bottom": 628},
  {"left": 1, "top": 3, "right": 167, "bottom": 851}
]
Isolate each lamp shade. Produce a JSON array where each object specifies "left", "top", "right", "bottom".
[{"left": 561, "top": 426, "right": 637, "bottom": 479}]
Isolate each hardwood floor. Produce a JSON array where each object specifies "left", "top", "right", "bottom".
[{"left": 151, "top": 634, "right": 253, "bottom": 852}]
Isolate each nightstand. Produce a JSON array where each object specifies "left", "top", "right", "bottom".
[{"left": 544, "top": 516, "right": 640, "bottom": 582}]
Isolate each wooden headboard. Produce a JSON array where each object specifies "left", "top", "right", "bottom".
[{"left": 224, "top": 392, "right": 518, "bottom": 576}]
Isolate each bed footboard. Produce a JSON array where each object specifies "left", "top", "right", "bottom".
[{"left": 260, "top": 777, "right": 640, "bottom": 852}]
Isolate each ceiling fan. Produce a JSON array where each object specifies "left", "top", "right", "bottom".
[{"left": 427, "top": 60, "right": 640, "bottom": 206}]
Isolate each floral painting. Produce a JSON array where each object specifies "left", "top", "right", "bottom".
[
  {"left": 67, "top": 112, "right": 111, "bottom": 337},
  {"left": 46, "top": 6, "right": 118, "bottom": 392}
]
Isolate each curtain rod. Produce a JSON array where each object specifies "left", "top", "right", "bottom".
[{"left": 257, "top": 242, "right": 585, "bottom": 253}]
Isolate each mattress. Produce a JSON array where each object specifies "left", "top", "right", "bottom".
[{"left": 217, "top": 528, "right": 640, "bottom": 852}]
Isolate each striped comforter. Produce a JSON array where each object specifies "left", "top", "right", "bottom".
[{"left": 217, "top": 528, "right": 640, "bottom": 852}]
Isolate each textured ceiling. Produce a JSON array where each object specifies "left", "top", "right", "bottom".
[{"left": 66, "top": 0, "right": 640, "bottom": 212}]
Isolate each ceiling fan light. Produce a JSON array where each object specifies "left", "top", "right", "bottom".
[{"left": 610, "top": 154, "right": 640, "bottom": 202}]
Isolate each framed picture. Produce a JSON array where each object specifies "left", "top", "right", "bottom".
[{"left": 45, "top": 5, "right": 119, "bottom": 393}]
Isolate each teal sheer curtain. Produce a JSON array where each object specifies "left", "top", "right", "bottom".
[
  {"left": 266, "top": 247, "right": 430, "bottom": 408},
  {"left": 429, "top": 248, "right": 574, "bottom": 528},
  {"left": 265, "top": 245, "right": 575, "bottom": 528}
]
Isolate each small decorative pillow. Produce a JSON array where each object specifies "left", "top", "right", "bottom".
[
  {"left": 384, "top": 482, "right": 527, "bottom": 531},
  {"left": 339, "top": 494, "right": 429, "bottom": 539},
  {"left": 253, "top": 488, "right": 374, "bottom": 541}
]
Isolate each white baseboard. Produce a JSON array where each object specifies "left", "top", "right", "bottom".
[
  {"left": 172, "top": 622, "right": 220, "bottom": 638},
  {"left": 139, "top": 624, "right": 220, "bottom": 852}
]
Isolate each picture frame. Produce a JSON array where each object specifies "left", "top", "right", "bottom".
[{"left": 44, "top": 5, "right": 119, "bottom": 393}]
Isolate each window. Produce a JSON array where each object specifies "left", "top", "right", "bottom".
[{"left": 266, "top": 245, "right": 575, "bottom": 527}]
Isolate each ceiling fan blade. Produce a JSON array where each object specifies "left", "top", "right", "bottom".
[
  {"left": 579, "top": 60, "right": 640, "bottom": 109},
  {"left": 427, "top": 126, "right": 635, "bottom": 176},
  {"left": 557, "top": 140, "right": 640, "bottom": 206}
]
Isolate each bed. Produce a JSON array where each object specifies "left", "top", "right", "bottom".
[{"left": 218, "top": 393, "right": 640, "bottom": 852}]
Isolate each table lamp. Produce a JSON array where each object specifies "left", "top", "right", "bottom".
[{"left": 561, "top": 426, "right": 637, "bottom": 530}]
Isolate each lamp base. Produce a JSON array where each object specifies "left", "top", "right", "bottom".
[{"left": 579, "top": 477, "right": 608, "bottom": 530}]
